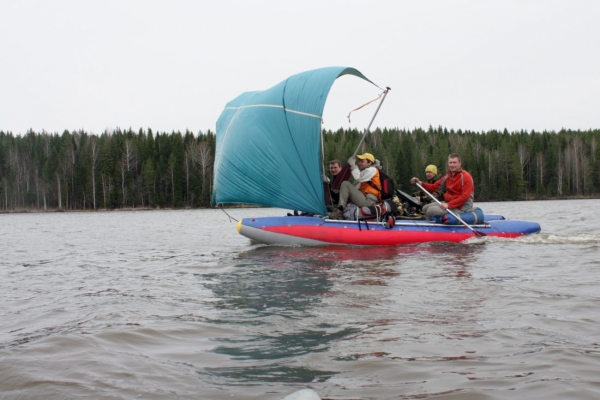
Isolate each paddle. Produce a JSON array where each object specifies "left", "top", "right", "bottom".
[{"left": 416, "top": 182, "right": 486, "bottom": 237}]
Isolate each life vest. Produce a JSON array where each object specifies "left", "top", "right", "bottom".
[{"left": 360, "top": 169, "right": 382, "bottom": 201}]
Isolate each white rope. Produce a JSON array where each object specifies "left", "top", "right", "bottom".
[{"left": 224, "top": 104, "right": 323, "bottom": 121}]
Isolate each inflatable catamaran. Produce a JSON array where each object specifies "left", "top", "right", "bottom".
[{"left": 212, "top": 67, "right": 541, "bottom": 246}]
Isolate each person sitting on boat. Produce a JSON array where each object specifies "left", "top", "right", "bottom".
[
  {"left": 410, "top": 153, "right": 474, "bottom": 221},
  {"left": 323, "top": 159, "right": 342, "bottom": 206},
  {"left": 297, "top": 160, "right": 342, "bottom": 216},
  {"left": 413, "top": 164, "right": 443, "bottom": 205},
  {"left": 328, "top": 152, "right": 380, "bottom": 220}
]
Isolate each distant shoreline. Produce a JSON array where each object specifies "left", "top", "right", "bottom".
[
  {"left": 1, "top": 196, "right": 598, "bottom": 214},
  {"left": 0, "top": 204, "right": 264, "bottom": 214}
]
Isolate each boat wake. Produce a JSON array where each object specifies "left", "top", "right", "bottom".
[{"left": 474, "top": 233, "right": 600, "bottom": 245}]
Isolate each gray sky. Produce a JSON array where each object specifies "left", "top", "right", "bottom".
[{"left": 1, "top": 0, "right": 599, "bottom": 136}]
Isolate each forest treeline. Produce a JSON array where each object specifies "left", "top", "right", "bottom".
[{"left": 1, "top": 126, "right": 599, "bottom": 211}]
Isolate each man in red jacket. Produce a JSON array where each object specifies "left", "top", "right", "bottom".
[{"left": 410, "top": 153, "right": 474, "bottom": 220}]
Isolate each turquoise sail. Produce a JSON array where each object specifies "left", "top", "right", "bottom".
[{"left": 212, "top": 67, "right": 375, "bottom": 215}]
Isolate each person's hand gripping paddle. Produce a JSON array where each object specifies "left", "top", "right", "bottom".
[{"left": 416, "top": 182, "right": 486, "bottom": 237}]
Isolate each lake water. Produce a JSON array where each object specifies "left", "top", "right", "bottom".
[{"left": 1, "top": 200, "right": 600, "bottom": 400}]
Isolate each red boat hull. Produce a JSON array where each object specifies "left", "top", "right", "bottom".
[{"left": 238, "top": 216, "right": 541, "bottom": 246}]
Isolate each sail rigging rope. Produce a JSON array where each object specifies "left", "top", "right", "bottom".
[
  {"left": 347, "top": 91, "right": 384, "bottom": 123},
  {"left": 218, "top": 205, "right": 239, "bottom": 222}
]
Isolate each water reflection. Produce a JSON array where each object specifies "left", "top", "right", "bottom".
[
  {"left": 203, "top": 243, "right": 486, "bottom": 383},
  {"left": 208, "top": 263, "right": 332, "bottom": 314},
  {"left": 206, "top": 364, "right": 337, "bottom": 384},
  {"left": 426, "top": 242, "right": 483, "bottom": 279}
]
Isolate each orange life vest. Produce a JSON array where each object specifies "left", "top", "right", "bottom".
[{"left": 359, "top": 169, "right": 382, "bottom": 201}]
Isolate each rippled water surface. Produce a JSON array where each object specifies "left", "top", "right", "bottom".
[{"left": 2, "top": 200, "right": 600, "bottom": 399}]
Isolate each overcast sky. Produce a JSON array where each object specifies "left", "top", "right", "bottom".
[{"left": 1, "top": 0, "right": 599, "bottom": 136}]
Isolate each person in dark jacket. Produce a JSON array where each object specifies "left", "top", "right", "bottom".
[
  {"left": 327, "top": 159, "right": 342, "bottom": 205},
  {"left": 413, "top": 164, "right": 443, "bottom": 204}
]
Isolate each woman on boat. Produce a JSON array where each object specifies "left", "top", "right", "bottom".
[{"left": 410, "top": 153, "right": 474, "bottom": 221}]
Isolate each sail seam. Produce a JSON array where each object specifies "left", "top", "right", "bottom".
[{"left": 224, "top": 105, "right": 322, "bottom": 120}]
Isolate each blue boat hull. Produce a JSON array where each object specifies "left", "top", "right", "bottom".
[{"left": 237, "top": 215, "right": 541, "bottom": 246}]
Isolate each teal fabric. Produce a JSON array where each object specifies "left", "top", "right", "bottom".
[{"left": 212, "top": 67, "right": 374, "bottom": 215}]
